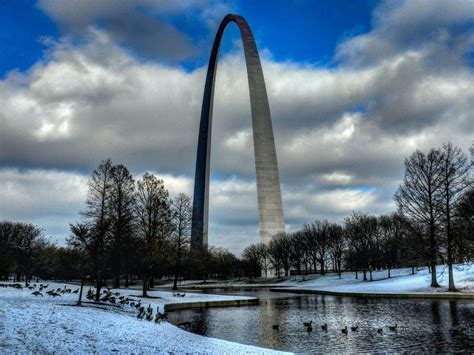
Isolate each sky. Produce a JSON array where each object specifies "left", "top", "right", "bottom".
[{"left": 0, "top": 0, "right": 473, "bottom": 254}]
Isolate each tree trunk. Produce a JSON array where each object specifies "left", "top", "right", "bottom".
[
  {"left": 142, "top": 274, "right": 148, "bottom": 297},
  {"left": 448, "top": 263, "right": 456, "bottom": 292},
  {"left": 431, "top": 262, "right": 440, "bottom": 287},
  {"left": 95, "top": 272, "right": 101, "bottom": 302},
  {"left": 355, "top": 270, "right": 358, "bottom": 279},
  {"left": 173, "top": 262, "right": 180, "bottom": 291},
  {"left": 363, "top": 270, "right": 367, "bottom": 281},
  {"left": 77, "top": 280, "right": 84, "bottom": 306},
  {"left": 369, "top": 270, "right": 373, "bottom": 281},
  {"left": 412, "top": 266, "right": 415, "bottom": 275},
  {"left": 113, "top": 275, "right": 120, "bottom": 289},
  {"left": 388, "top": 268, "right": 391, "bottom": 278}
]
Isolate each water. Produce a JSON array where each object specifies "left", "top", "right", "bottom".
[{"left": 167, "top": 288, "right": 474, "bottom": 353}]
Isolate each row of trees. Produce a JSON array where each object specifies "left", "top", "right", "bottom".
[
  {"left": 243, "top": 143, "right": 473, "bottom": 290},
  {"left": 1, "top": 143, "right": 472, "bottom": 292},
  {"left": 67, "top": 159, "right": 194, "bottom": 300},
  {"left": 0, "top": 159, "right": 251, "bottom": 291}
]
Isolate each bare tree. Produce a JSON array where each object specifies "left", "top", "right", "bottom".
[
  {"left": 268, "top": 233, "right": 292, "bottom": 277},
  {"left": 439, "top": 143, "right": 471, "bottom": 291},
  {"left": 171, "top": 193, "right": 192, "bottom": 290},
  {"left": 303, "top": 221, "right": 331, "bottom": 274},
  {"left": 109, "top": 164, "right": 136, "bottom": 288},
  {"left": 328, "top": 223, "right": 345, "bottom": 277},
  {"left": 345, "top": 213, "right": 377, "bottom": 281},
  {"left": 378, "top": 213, "right": 404, "bottom": 278},
  {"left": 242, "top": 244, "right": 262, "bottom": 278},
  {"left": 70, "top": 159, "right": 114, "bottom": 301},
  {"left": 135, "top": 173, "right": 171, "bottom": 296},
  {"left": 454, "top": 187, "right": 474, "bottom": 261},
  {"left": 395, "top": 149, "right": 444, "bottom": 287}
]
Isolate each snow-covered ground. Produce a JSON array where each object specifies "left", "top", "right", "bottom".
[
  {"left": 280, "top": 264, "right": 474, "bottom": 294},
  {"left": 0, "top": 283, "right": 286, "bottom": 353}
]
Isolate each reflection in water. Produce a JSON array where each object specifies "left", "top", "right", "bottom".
[{"left": 167, "top": 289, "right": 474, "bottom": 353}]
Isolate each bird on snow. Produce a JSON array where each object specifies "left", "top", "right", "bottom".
[
  {"left": 351, "top": 325, "right": 359, "bottom": 332},
  {"left": 321, "top": 323, "right": 328, "bottom": 331},
  {"left": 137, "top": 307, "right": 145, "bottom": 320},
  {"left": 389, "top": 324, "right": 398, "bottom": 331},
  {"left": 32, "top": 291, "right": 43, "bottom": 297},
  {"left": 341, "top": 326, "right": 348, "bottom": 334}
]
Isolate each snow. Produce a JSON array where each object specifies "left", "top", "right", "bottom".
[
  {"left": 279, "top": 264, "right": 474, "bottom": 294},
  {"left": 0, "top": 283, "right": 287, "bottom": 354}
]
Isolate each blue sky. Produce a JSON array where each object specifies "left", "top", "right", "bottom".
[
  {"left": 0, "top": 0, "right": 473, "bottom": 253},
  {"left": 1, "top": 0, "right": 378, "bottom": 76}
]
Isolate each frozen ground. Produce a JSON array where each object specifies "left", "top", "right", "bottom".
[
  {"left": 281, "top": 263, "right": 474, "bottom": 294},
  {"left": 0, "top": 283, "right": 286, "bottom": 354}
]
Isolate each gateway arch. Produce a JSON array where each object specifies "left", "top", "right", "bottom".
[{"left": 191, "top": 14, "right": 285, "bottom": 250}]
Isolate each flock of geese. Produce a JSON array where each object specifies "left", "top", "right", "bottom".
[
  {"left": 1, "top": 282, "right": 78, "bottom": 298},
  {"left": 2, "top": 282, "right": 169, "bottom": 324},
  {"left": 273, "top": 320, "right": 398, "bottom": 334}
]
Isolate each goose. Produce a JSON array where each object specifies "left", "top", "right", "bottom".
[
  {"left": 377, "top": 328, "right": 383, "bottom": 334},
  {"left": 146, "top": 311, "right": 154, "bottom": 321},
  {"left": 351, "top": 325, "right": 358, "bottom": 332},
  {"left": 100, "top": 295, "right": 110, "bottom": 302},
  {"left": 32, "top": 291, "right": 43, "bottom": 297},
  {"left": 388, "top": 324, "right": 397, "bottom": 331},
  {"left": 341, "top": 326, "right": 348, "bottom": 334},
  {"left": 134, "top": 301, "right": 142, "bottom": 309},
  {"left": 137, "top": 307, "right": 145, "bottom": 320},
  {"left": 303, "top": 321, "right": 313, "bottom": 327},
  {"left": 51, "top": 292, "right": 61, "bottom": 297},
  {"left": 306, "top": 325, "right": 313, "bottom": 333},
  {"left": 321, "top": 323, "right": 328, "bottom": 331},
  {"left": 272, "top": 324, "right": 279, "bottom": 331},
  {"left": 73, "top": 288, "right": 79, "bottom": 294},
  {"left": 178, "top": 322, "right": 192, "bottom": 330},
  {"left": 147, "top": 304, "right": 153, "bottom": 313}
]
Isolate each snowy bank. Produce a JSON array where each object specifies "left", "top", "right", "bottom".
[
  {"left": 274, "top": 264, "right": 474, "bottom": 298},
  {"left": 0, "top": 283, "right": 287, "bottom": 354}
]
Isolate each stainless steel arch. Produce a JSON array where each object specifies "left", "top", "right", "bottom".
[{"left": 191, "top": 14, "right": 285, "bottom": 250}]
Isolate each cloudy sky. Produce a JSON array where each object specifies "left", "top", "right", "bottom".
[{"left": 1, "top": 0, "right": 473, "bottom": 254}]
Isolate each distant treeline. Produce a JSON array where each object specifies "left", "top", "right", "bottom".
[{"left": 0, "top": 143, "right": 472, "bottom": 293}]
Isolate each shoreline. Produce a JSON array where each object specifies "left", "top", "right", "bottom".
[
  {"left": 269, "top": 287, "right": 474, "bottom": 300},
  {"left": 164, "top": 297, "right": 259, "bottom": 311}
]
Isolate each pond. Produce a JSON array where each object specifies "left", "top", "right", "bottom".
[{"left": 167, "top": 288, "right": 474, "bottom": 353}]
